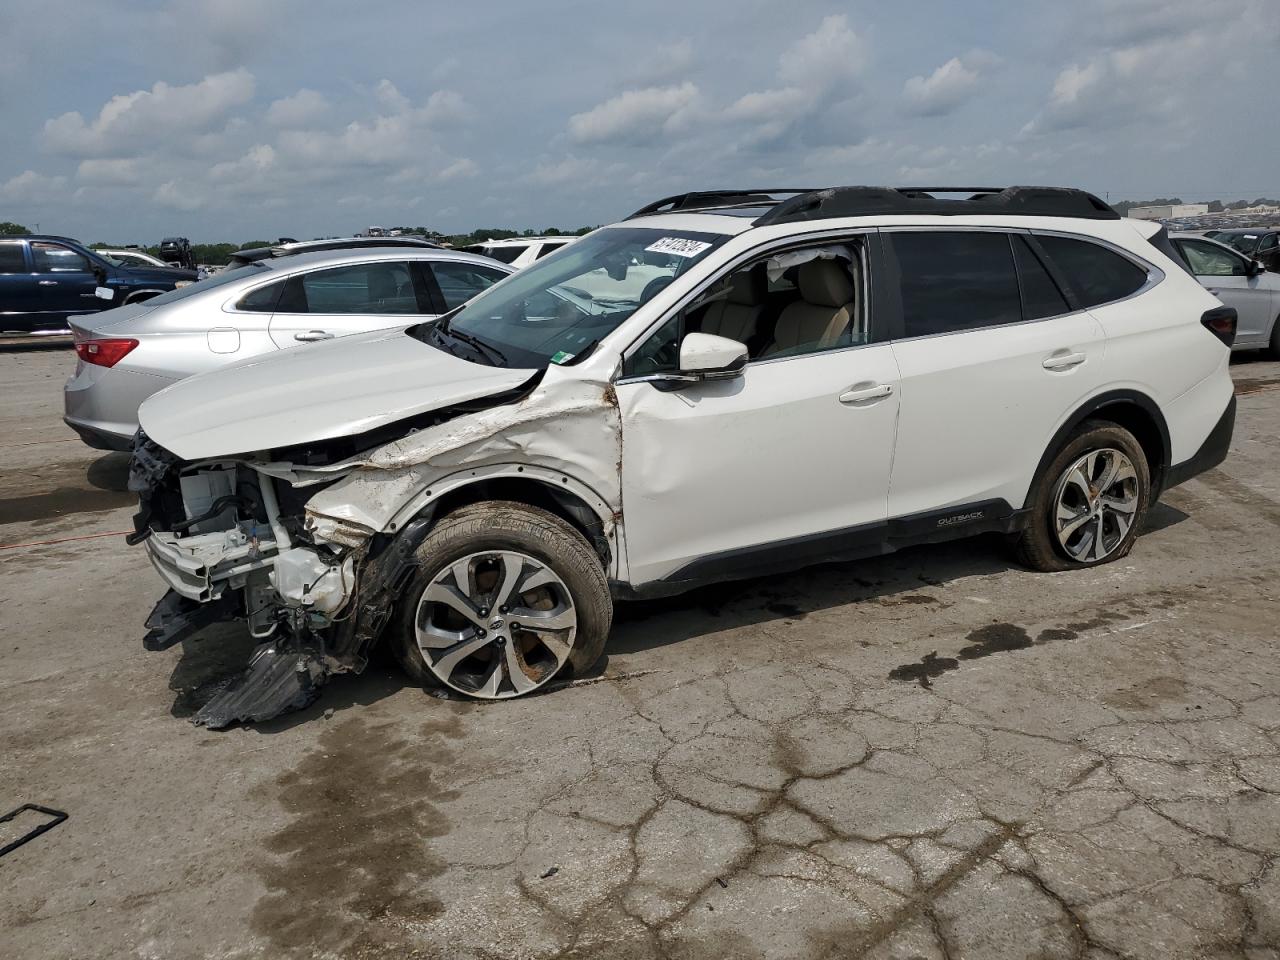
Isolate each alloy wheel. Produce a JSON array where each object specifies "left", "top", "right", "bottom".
[
  {"left": 1051, "top": 448, "right": 1140, "bottom": 563},
  {"left": 414, "top": 550, "right": 577, "bottom": 698}
]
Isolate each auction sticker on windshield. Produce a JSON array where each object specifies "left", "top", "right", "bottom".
[{"left": 645, "top": 237, "right": 713, "bottom": 258}]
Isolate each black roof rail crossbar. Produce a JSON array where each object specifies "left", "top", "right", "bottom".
[
  {"left": 628, "top": 188, "right": 820, "bottom": 219},
  {"left": 755, "top": 186, "right": 1119, "bottom": 225}
]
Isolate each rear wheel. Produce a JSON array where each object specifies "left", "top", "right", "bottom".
[
  {"left": 1011, "top": 421, "right": 1150, "bottom": 572},
  {"left": 389, "top": 501, "right": 611, "bottom": 699},
  {"left": 1268, "top": 315, "right": 1280, "bottom": 360}
]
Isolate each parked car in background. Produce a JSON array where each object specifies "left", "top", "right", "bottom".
[
  {"left": 1171, "top": 232, "right": 1279, "bottom": 355},
  {"left": 1204, "top": 228, "right": 1280, "bottom": 271},
  {"left": 0, "top": 235, "right": 197, "bottom": 337},
  {"left": 463, "top": 236, "right": 577, "bottom": 268},
  {"left": 64, "top": 247, "right": 513, "bottom": 449},
  {"left": 226, "top": 235, "right": 440, "bottom": 269},
  {"left": 98, "top": 248, "right": 169, "bottom": 269},
  {"left": 124, "top": 185, "right": 1237, "bottom": 723}
]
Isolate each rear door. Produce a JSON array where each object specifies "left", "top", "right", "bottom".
[
  {"left": 422, "top": 259, "right": 511, "bottom": 312},
  {"left": 1174, "top": 237, "right": 1273, "bottom": 345},
  {"left": 885, "top": 229, "right": 1108, "bottom": 520},
  {"left": 267, "top": 260, "right": 430, "bottom": 348},
  {"left": 30, "top": 240, "right": 102, "bottom": 319}
]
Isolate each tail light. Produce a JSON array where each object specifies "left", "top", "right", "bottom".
[
  {"left": 74, "top": 337, "right": 139, "bottom": 368},
  {"left": 1200, "top": 306, "right": 1237, "bottom": 348}
]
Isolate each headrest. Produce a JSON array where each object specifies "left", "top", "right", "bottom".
[
  {"left": 798, "top": 260, "right": 854, "bottom": 307},
  {"left": 726, "top": 267, "right": 766, "bottom": 305}
]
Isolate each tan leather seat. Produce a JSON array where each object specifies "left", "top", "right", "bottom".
[
  {"left": 698, "top": 269, "right": 766, "bottom": 345},
  {"left": 762, "top": 260, "right": 855, "bottom": 357}
]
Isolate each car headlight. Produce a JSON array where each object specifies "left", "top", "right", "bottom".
[{"left": 173, "top": 280, "right": 194, "bottom": 288}]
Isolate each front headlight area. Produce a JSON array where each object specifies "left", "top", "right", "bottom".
[{"left": 143, "top": 461, "right": 358, "bottom": 638}]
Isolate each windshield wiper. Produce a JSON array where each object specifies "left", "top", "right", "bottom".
[{"left": 435, "top": 316, "right": 509, "bottom": 367}]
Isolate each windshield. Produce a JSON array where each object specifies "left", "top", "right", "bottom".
[
  {"left": 140, "top": 262, "right": 266, "bottom": 306},
  {"left": 1216, "top": 233, "right": 1260, "bottom": 254},
  {"left": 421, "top": 227, "right": 729, "bottom": 368}
]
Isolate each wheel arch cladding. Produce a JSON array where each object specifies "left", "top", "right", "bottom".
[
  {"left": 1028, "top": 390, "right": 1170, "bottom": 507},
  {"left": 430, "top": 475, "right": 612, "bottom": 567}
]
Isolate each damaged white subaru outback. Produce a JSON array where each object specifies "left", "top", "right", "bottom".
[{"left": 129, "top": 186, "right": 1238, "bottom": 726}]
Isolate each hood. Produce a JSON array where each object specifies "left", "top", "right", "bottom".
[
  {"left": 120, "top": 265, "right": 198, "bottom": 281},
  {"left": 138, "top": 327, "right": 536, "bottom": 460}
]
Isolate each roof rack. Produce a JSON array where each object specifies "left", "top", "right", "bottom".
[
  {"left": 754, "top": 186, "right": 1119, "bottom": 225},
  {"left": 628, "top": 189, "right": 819, "bottom": 219},
  {"left": 627, "top": 185, "right": 1118, "bottom": 224}
]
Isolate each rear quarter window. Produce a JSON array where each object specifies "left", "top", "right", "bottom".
[{"left": 1036, "top": 235, "right": 1149, "bottom": 308}]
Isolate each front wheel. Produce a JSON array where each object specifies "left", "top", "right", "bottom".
[
  {"left": 389, "top": 501, "right": 612, "bottom": 699},
  {"left": 1011, "top": 421, "right": 1150, "bottom": 572}
]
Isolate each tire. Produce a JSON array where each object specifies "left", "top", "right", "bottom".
[
  {"left": 1268, "top": 316, "right": 1280, "bottom": 360},
  {"left": 1010, "top": 420, "right": 1151, "bottom": 572},
  {"left": 389, "top": 501, "right": 612, "bottom": 699}
]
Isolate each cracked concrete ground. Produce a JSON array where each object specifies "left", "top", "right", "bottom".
[{"left": 2, "top": 345, "right": 1279, "bottom": 960}]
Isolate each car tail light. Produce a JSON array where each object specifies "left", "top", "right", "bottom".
[
  {"left": 1200, "top": 306, "right": 1237, "bottom": 348},
  {"left": 74, "top": 337, "right": 139, "bottom": 368}
]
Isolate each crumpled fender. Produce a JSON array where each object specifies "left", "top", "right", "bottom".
[{"left": 303, "top": 369, "right": 623, "bottom": 548}]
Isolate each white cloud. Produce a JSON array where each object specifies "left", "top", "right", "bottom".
[
  {"left": 527, "top": 155, "right": 598, "bottom": 186},
  {"left": 76, "top": 157, "right": 144, "bottom": 185},
  {"left": 903, "top": 52, "right": 997, "bottom": 117},
  {"left": 568, "top": 83, "right": 699, "bottom": 144},
  {"left": 776, "top": 14, "right": 867, "bottom": 92},
  {"left": 42, "top": 69, "right": 255, "bottom": 156},
  {"left": 209, "top": 144, "right": 276, "bottom": 182},
  {"left": 1, "top": 169, "right": 68, "bottom": 201},
  {"left": 266, "top": 89, "right": 328, "bottom": 127},
  {"left": 721, "top": 15, "right": 868, "bottom": 145},
  {"left": 439, "top": 158, "right": 478, "bottom": 180},
  {"left": 153, "top": 180, "right": 204, "bottom": 211}
]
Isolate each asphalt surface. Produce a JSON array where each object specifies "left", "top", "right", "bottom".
[{"left": 2, "top": 344, "right": 1279, "bottom": 960}]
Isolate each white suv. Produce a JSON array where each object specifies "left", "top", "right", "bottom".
[
  {"left": 129, "top": 186, "right": 1238, "bottom": 726},
  {"left": 463, "top": 235, "right": 576, "bottom": 269}
]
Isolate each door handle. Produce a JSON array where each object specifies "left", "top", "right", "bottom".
[
  {"left": 1042, "top": 351, "right": 1087, "bottom": 371},
  {"left": 38, "top": 280, "right": 58, "bottom": 286},
  {"left": 294, "top": 330, "right": 334, "bottom": 342},
  {"left": 839, "top": 383, "right": 894, "bottom": 404}
]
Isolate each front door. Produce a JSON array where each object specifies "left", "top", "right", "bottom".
[
  {"left": 30, "top": 240, "right": 101, "bottom": 320},
  {"left": 267, "top": 260, "right": 426, "bottom": 348},
  {"left": 616, "top": 236, "right": 899, "bottom": 587}
]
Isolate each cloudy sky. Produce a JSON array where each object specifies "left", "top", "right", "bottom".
[{"left": 1, "top": 0, "right": 1276, "bottom": 243}]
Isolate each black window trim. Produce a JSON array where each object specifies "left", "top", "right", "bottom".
[
  {"left": 878, "top": 225, "right": 1088, "bottom": 344},
  {"left": 1027, "top": 228, "right": 1163, "bottom": 312},
  {"left": 616, "top": 227, "right": 888, "bottom": 383}
]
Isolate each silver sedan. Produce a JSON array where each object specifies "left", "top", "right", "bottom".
[
  {"left": 1171, "top": 232, "right": 1280, "bottom": 356},
  {"left": 63, "top": 247, "right": 513, "bottom": 449}
]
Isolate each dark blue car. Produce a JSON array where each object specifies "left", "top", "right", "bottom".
[{"left": 0, "top": 235, "right": 198, "bottom": 336}]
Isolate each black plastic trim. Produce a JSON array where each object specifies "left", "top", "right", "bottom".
[
  {"left": 1029, "top": 390, "right": 1172, "bottom": 502},
  {"left": 617, "top": 499, "right": 1022, "bottom": 599},
  {"left": 755, "top": 186, "right": 1119, "bottom": 226},
  {"left": 1164, "top": 396, "right": 1235, "bottom": 491}
]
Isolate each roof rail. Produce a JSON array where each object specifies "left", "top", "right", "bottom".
[
  {"left": 754, "top": 186, "right": 1119, "bottom": 225},
  {"left": 628, "top": 188, "right": 819, "bottom": 219}
]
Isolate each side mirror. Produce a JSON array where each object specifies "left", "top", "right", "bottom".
[
  {"left": 678, "top": 332, "right": 747, "bottom": 379},
  {"left": 1247, "top": 259, "right": 1266, "bottom": 276},
  {"left": 92, "top": 264, "right": 107, "bottom": 283}
]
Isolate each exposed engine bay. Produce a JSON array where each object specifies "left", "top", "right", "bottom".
[
  {"left": 125, "top": 365, "right": 623, "bottom": 728},
  {"left": 128, "top": 433, "right": 432, "bottom": 728}
]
